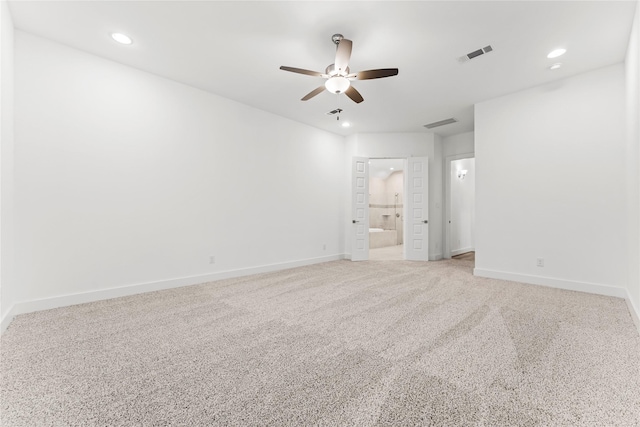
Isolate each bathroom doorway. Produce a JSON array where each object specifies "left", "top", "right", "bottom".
[
  {"left": 445, "top": 154, "right": 475, "bottom": 261},
  {"left": 368, "top": 158, "right": 404, "bottom": 261}
]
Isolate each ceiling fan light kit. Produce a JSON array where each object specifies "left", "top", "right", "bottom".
[
  {"left": 325, "top": 76, "right": 350, "bottom": 93},
  {"left": 280, "top": 34, "right": 398, "bottom": 104}
]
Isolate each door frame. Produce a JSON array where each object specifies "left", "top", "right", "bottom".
[
  {"left": 351, "top": 156, "right": 410, "bottom": 261},
  {"left": 444, "top": 152, "right": 475, "bottom": 259}
]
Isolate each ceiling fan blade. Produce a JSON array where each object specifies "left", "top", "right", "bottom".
[
  {"left": 345, "top": 85, "right": 364, "bottom": 104},
  {"left": 334, "top": 39, "right": 352, "bottom": 74},
  {"left": 280, "top": 66, "right": 327, "bottom": 77},
  {"left": 351, "top": 68, "right": 399, "bottom": 80},
  {"left": 301, "top": 86, "right": 326, "bottom": 101}
]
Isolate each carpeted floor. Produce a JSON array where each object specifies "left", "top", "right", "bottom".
[{"left": 1, "top": 259, "right": 639, "bottom": 426}]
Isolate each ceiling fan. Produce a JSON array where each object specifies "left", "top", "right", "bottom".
[{"left": 280, "top": 34, "right": 399, "bottom": 104}]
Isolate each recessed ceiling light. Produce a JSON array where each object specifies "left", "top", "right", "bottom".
[
  {"left": 390, "top": 167, "right": 394, "bottom": 170},
  {"left": 341, "top": 121, "right": 351, "bottom": 128},
  {"left": 547, "top": 48, "right": 566, "bottom": 59},
  {"left": 111, "top": 33, "right": 133, "bottom": 45},
  {"left": 549, "top": 63, "right": 562, "bottom": 70}
]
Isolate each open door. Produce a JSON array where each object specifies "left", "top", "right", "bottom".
[
  {"left": 351, "top": 157, "right": 369, "bottom": 261},
  {"left": 405, "top": 157, "right": 429, "bottom": 261}
]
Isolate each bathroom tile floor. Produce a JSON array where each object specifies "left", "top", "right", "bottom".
[{"left": 368, "top": 245, "right": 404, "bottom": 261}]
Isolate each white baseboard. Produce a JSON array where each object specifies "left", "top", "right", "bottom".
[
  {"left": 625, "top": 293, "right": 640, "bottom": 334},
  {"left": 473, "top": 268, "right": 628, "bottom": 299},
  {"left": 1, "top": 254, "right": 346, "bottom": 334},
  {"left": 473, "top": 268, "right": 640, "bottom": 334},
  {"left": 1, "top": 306, "right": 16, "bottom": 333},
  {"left": 429, "top": 253, "right": 443, "bottom": 261}
]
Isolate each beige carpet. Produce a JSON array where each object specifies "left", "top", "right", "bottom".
[{"left": 1, "top": 259, "right": 639, "bottom": 426}]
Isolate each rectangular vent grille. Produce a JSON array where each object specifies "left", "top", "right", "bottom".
[
  {"left": 424, "top": 118, "right": 458, "bottom": 129},
  {"left": 468, "top": 49, "right": 484, "bottom": 59},
  {"left": 326, "top": 108, "right": 343, "bottom": 115},
  {"left": 458, "top": 45, "right": 493, "bottom": 62}
]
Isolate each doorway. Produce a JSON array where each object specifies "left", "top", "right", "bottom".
[
  {"left": 445, "top": 154, "right": 475, "bottom": 261},
  {"left": 351, "top": 156, "right": 429, "bottom": 262},
  {"left": 368, "top": 158, "right": 404, "bottom": 260}
]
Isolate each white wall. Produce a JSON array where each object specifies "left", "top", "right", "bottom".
[
  {"left": 0, "top": 0, "right": 15, "bottom": 329},
  {"left": 11, "top": 32, "right": 345, "bottom": 315},
  {"left": 450, "top": 158, "right": 475, "bottom": 255},
  {"left": 443, "top": 131, "right": 474, "bottom": 157},
  {"left": 344, "top": 132, "right": 443, "bottom": 259},
  {"left": 626, "top": 0, "right": 640, "bottom": 325},
  {"left": 475, "top": 64, "right": 627, "bottom": 297}
]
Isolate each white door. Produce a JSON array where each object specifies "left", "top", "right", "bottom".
[
  {"left": 351, "top": 157, "right": 369, "bottom": 261},
  {"left": 405, "top": 157, "right": 429, "bottom": 261}
]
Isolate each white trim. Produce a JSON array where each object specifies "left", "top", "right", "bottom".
[
  {"left": 443, "top": 152, "right": 475, "bottom": 259},
  {"left": 4, "top": 257, "right": 638, "bottom": 336},
  {"left": 473, "top": 268, "right": 628, "bottom": 298},
  {"left": 1, "top": 305, "right": 16, "bottom": 333},
  {"left": 474, "top": 267, "right": 640, "bottom": 335},
  {"left": 625, "top": 292, "right": 640, "bottom": 334},
  {"left": 0, "top": 254, "right": 345, "bottom": 334}
]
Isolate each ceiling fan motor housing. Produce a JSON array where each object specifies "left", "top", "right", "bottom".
[{"left": 325, "top": 64, "right": 350, "bottom": 77}]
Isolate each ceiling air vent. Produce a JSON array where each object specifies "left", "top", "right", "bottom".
[
  {"left": 424, "top": 118, "right": 458, "bottom": 129},
  {"left": 458, "top": 45, "right": 493, "bottom": 63}
]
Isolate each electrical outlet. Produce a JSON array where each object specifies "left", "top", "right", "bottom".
[
  {"left": 536, "top": 258, "right": 544, "bottom": 267},
  {"left": 209, "top": 255, "right": 216, "bottom": 264}
]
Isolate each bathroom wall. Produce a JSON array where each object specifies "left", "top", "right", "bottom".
[
  {"left": 369, "top": 176, "right": 387, "bottom": 229},
  {"left": 386, "top": 171, "right": 404, "bottom": 245},
  {"left": 368, "top": 170, "right": 404, "bottom": 244}
]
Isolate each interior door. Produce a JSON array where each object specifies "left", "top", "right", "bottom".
[
  {"left": 405, "top": 157, "right": 429, "bottom": 261},
  {"left": 351, "top": 157, "right": 369, "bottom": 261}
]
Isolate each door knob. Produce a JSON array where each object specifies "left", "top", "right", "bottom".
[
  {"left": 423, "top": 220, "right": 428, "bottom": 224},
  {"left": 352, "top": 220, "right": 360, "bottom": 223}
]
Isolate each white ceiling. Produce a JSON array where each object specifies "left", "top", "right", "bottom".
[
  {"left": 370, "top": 158, "right": 405, "bottom": 180},
  {"left": 8, "top": 0, "right": 637, "bottom": 137}
]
